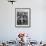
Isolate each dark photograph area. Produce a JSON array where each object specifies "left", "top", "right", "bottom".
[{"left": 17, "top": 12, "right": 28, "bottom": 25}]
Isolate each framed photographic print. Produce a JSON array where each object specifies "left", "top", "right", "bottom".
[{"left": 15, "top": 8, "right": 31, "bottom": 28}]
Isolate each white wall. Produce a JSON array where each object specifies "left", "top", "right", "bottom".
[{"left": 0, "top": 0, "right": 46, "bottom": 42}]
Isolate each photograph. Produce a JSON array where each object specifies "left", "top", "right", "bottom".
[{"left": 15, "top": 8, "right": 31, "bottom": 27}]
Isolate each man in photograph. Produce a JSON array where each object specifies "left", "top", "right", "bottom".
[{"left": 17, "top": 12, "right": 28, "bottom": 25}]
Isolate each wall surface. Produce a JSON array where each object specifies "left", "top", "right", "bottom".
[{"left": 0, "top": 0, "right": 46, "bottom": 42}]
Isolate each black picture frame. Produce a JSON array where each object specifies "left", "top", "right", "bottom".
[{"left": 15, "top": 8, "right": 31, "bottom": 28}]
